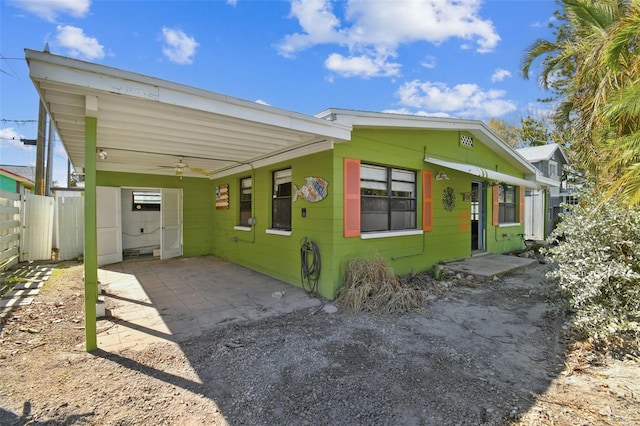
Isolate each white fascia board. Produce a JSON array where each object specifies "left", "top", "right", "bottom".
[
  {"left": 317, "top": 108, "right": 483, "bottom": 130},
  {"left": 535, "top": 174, "right": 561, "bottom": 188},
  {"left": 210, "top": 139, "right": 335, "bottom": 179},
  {"left": 26, "top": 50, "right": 352, "bottom": 141}
]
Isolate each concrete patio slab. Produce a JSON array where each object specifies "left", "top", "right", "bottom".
[
  {"left": 97, "top": 255, "right": 322, "bottom": 352},
  {"left": 443, "top": 253, "right": 537, "bottom": 279}
]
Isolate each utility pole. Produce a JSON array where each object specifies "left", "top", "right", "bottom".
[
  {"left": 35, "top": 100, "right": 47, "bottom": 195},
  {"left": 45, "top": 116, "right": 54, "bottom": 195}
]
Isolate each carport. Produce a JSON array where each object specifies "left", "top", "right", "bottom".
[
  {"left": 97, "top": 256, "right": 322, "bottom": 351},
  {"left": 25, "top": 49, "right": 352, "bottom": 351}
]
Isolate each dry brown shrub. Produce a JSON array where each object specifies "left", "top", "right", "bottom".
[{"left": 335, "top": 254, "right": 425, "bottom": 315}]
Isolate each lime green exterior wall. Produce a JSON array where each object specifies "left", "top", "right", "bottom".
[
  {"left": 209, "top": 127, "right": 525, "bottom": 299},
  {"left": 210, "top": 150, "right": 340, "bottom": 298},
  {"left": 96, "top": 171, "right": 215, "bottom": 257},
  {"left": 94, "top": 128, "right": 525, "bottom": 301}
]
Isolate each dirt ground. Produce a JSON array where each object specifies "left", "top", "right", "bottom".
[{"left": 0, "top": 260, "right": 638, "bottom": 425}]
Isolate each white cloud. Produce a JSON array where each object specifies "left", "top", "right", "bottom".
[
  {"left": 277, "top": 0, "right": 346, "bottom": 58},
  {"left": 325, "top": 53, "right": 401, "bottom": 78},
  {"left": 420, "top": 55, "right": 437, "bottom": 69},
  {"left": 396, "top": 80, "right": 517, "bottom": 118},
  {"left": 342, "top": 0, "right": 499, "bottom": 52},
  {"left": 277, "top": 0, "right": 500, "bottom": 77},
  {"left": 161, "top": 27, "right": 199, "bottom": 65},
  {"left": 255, "top": 99, "right": 270, "bottom": 106},
  {"left": 55, "top": 25, "right": 104, "bottom": 60},
  {"left": 226, "top": 0, "right": 238, "bottom": 5},
  {"left": 9, "top": 0, "right": 90, "bottom": 22},
  {"left": 491, "top": 68, "right": 512, "bottom": 82}
]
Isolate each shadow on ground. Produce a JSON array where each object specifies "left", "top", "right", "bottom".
[{"left": 88, "top": 262, "right": 566, "bottom": 425}]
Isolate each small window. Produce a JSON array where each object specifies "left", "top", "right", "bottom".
[
  {"left": 272, "top": 168, "right": 292, "bottom": 230},
  {"left": 549, "top": 160, "right": 558, "bottom": 177},
  {"left": 565, "top": 195, "right": 579, "bottom": 206},
  {"left": 239, "top": 177, "right": 252, "bottom": 226},
  {"left": 361, "top": 163, "right": 416, "bottom": 232},
  {"left": 471, "top": 187, "right": 480, "bottom": 221},
  {"left": 132, "top": 191, "right": 161, "bottom": 211},
  {"left": 498, "top": 185, "right": 516, "bottom": 223}
]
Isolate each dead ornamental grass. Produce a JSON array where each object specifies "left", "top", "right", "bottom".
[{"left": 335, "top": 255, "right": 426, "bottom": 315}]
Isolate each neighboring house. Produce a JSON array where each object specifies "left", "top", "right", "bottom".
[
  {"left": 0, "top": 165, "right": 35, "bottom": 194},
  {"left": 25, "top": 50, "right": 556, "bottom": 348},
  {"left": 516, "top": 144, "right": 570, "bottom": 240}
]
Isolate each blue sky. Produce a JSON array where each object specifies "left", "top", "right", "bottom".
[{"left": 1, "top": 0, "right": 559, "bottom": 186}]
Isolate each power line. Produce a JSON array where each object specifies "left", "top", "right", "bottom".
[{"left": 1, "top": 119, "right": 38, "bottom": 124}]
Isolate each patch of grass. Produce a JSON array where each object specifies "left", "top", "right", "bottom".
[{"left": 336, "top": 254, "right": 426, "bottom": 315}]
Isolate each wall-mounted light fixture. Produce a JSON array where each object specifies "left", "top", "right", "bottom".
[
  {"left": 436, "top": 171, "right": 449, "bottom": 180},
  {"left": 97, "top": 149, "right": 108, "bottom": 160}
]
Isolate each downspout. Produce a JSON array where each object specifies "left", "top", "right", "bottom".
[{"left": 84, "top": 96, "right": 99, "bottom": 351}]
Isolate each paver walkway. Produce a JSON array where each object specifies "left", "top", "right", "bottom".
[{"left": 0, "top": 264, "right": 53, "bottom": 315}]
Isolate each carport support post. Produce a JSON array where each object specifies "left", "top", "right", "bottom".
[{"left": 84, "top": 106, "right": 98, "bottom": 351}]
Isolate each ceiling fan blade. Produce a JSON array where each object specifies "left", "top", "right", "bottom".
[{"left": 188, "top": 167, "right": 211, "bottom": 176}]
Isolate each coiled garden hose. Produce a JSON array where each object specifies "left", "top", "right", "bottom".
[{"left": 300, "top": 237, "right": 321, "bottom": 295}]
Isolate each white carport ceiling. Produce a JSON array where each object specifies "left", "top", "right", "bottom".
[{"left": 25, "top": 49, "right": 352, "bottom": 179}]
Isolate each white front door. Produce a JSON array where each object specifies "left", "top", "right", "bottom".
[
  {"left": 96, "top": 186, "right": 123, "bottom": 266},
  {"left": 161, "top": 188, "right": 182, "bottom": 259}
]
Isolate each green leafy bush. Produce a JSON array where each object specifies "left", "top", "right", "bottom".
[{"left": 546, "top": 192, "right": 640, "bottom": 355}]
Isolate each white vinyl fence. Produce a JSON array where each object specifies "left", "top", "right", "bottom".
[
  {"left": 20, "top": 193, "right": 55, "bottom": 262},
  {"left": 53, "top": 195, "right": 84, "bottom": 261},
  {"left": 0, "top": 191, "right": 83, "bottom": 270},
  {"left": 0, "top": 190, "right": 21, "bottom": 270}
]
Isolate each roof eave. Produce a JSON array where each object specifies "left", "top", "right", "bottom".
[
  {"left": 320, "top": 108, "right": 537, "bottom": 175},
  {"left": 25, "top": 49, "right": 353, "bottom": 142}
]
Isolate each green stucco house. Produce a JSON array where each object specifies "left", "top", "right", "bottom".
[{"left": 25, "top": 49, "right": 550, "bottom": 349}]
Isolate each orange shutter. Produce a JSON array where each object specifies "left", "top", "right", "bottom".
[
  {"left": 492, "top": 185, "right": 500, "bottom": 226},
  {"left": 343, "top": 158, "right": 361, "bottom": 237},
  {"left": 519, "top": 186, "right": 525, "bottom": 224},
  {"left": 422, "top": 171, "right": 433, "bottom": 231}
]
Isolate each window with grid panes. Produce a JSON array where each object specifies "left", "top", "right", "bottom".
[
  {"left": 360, "top": 164, "right": 416, "bottom": 232},
  {"left": 498, "top": 184, "right": 516, "bottom": 223},
  {"left": 272, "top": 168, "right": 292, "bottom": 230},
  {"left": 239, "top": 177, "right": 252, "bottom": 226}
]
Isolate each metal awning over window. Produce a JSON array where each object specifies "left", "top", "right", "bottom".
[{"left": 424, "top": 157, "right": 541, "bottom": 189}]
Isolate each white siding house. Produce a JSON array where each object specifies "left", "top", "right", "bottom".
[{"left": 517, "top": 144, "right": 569, "bottom": 240}]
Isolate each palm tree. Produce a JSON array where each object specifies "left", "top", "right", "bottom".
[
  {"left": 600, "top": 1, "right": 640, "bottom": 204},
  {"left": 521, "top": 0, "right": 640, "bottom": 206}
]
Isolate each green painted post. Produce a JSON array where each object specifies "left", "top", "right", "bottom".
[{"left": 84, "top": 116, "right": 98, "bottom": 351}]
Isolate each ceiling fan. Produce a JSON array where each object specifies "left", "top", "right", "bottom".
[{"left": 158, "top": 157, "right": 210, "bottom": 177}]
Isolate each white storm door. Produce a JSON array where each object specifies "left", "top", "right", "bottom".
[
  {"left": 161, "top": 188, "right": 183, "bottom": 259},
  {"left": 96, "top": 186, "right": 123, "bottom": 266}
]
